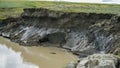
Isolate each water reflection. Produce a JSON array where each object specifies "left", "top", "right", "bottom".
[{"left": 0, "top": 44, "right": 39, "bottom": 68}]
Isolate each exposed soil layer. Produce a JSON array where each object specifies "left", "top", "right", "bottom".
[{"left": 0, "top": 8, "right": 120, "bottom": 57}]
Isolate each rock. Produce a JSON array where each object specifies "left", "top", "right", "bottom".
[
  {"left": 76, "top": 54, "right": 120, "bottom": 68},
  {"left": 65, "top": 62, "right": 77, "bottom": 68}
]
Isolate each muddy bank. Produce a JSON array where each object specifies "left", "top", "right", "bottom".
[{"left": 0, "top": 8, "right": 120, "bottom": 56}]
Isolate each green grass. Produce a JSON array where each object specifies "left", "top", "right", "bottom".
[
  {"left": 0, "top": 8, "right": 23, "bottom": 20},
  {"left": 0, "top": 1, "right": 120, "bottom": 21}
]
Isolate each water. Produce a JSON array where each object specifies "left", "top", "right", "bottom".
[
  {"left": 0, "top": 36, "right": 78, "bottom": 68},
  {"left": 0, "top": 44, "right": 38, "bottom": 68}
]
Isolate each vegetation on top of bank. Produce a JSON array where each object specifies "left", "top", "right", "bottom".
[
  {"left": 0, "top": 1, "right": 120, "bottom": 20},
  {"left": 0, "top": 1, "right": 120, "bottom": 13},
  {"left": 0, "top": 8, "right": 23, "bottom": 20}
]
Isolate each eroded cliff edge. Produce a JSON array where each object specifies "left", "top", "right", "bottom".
[{"left": 0, "top": 8, "right": 120, "bottom": 57}]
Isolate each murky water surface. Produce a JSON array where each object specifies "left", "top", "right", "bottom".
[{"left": 0, "top": 36, "right": 78, "bottom": 68}]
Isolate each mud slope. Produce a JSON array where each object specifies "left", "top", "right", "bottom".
[{"left": 0, "top": 8, "right": 120, "bottom": 56}]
